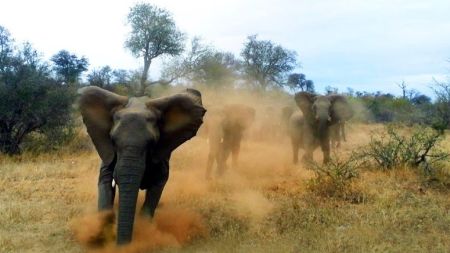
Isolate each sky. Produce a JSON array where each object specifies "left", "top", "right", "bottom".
[{"left": 1, "top": 0, "right": 450, "bottom": 96}]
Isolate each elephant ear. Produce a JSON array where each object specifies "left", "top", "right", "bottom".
[
  {"left": 329, "top": 95, "right": 354, "bottom": 122},
  {"left": 294, "top": 92, "right": 316, "bottom": 118},
  {"left": 77, "top": 86, "right": 128, "bottom": 164},
  {"left": 148, "top": 88, "right": 206, "bottom": 159}
]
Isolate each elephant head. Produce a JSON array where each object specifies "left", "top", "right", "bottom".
[{"left": 77, "top": 86, "right": 206, "bottom": 244}]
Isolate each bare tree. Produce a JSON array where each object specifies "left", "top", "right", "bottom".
[
  {"left": 125, "top": 3, "right": 185, "bottom": 95},
  {"left": 397, "top": 81, "right": 407, "bottom": 99}
]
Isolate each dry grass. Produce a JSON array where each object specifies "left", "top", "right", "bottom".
[{"left": 1, "top": 123, "right": 450, "bottom": 253}]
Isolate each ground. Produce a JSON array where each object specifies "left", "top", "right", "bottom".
[{"left": 0, "top": 124, "right": 449, "bottom": 253}]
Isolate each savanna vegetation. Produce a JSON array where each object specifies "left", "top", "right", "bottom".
[{"left": 0, "top": 2, "right": 450, "bottom": 253}]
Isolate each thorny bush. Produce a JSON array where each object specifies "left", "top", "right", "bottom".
[
  {"left": 358, "top": 125, "right": 448, "bottom": 173},
  {"left": 307, "top": 154, "right": 366, "bottom": 202}
]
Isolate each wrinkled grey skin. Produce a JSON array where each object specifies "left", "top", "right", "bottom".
[
  {"left": 294, "top": 92, "right": 353, "bottom": 164},
  {"left": 204, "top": 104, "right": 255, "bottom": 178},
  {"left": 78, "top": 86, "right": 205, "bottom": 245}
]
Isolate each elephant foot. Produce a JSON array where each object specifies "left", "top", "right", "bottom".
[
  {"left": 140, "top": 185, "right": 165, "bottom": 218},
  {"left": 301, "top": 155, "right": 313, "bottom": 164},
  {"left": 140, "top": 207, "right": 155, "bottom": 218},
  {"left": 81, "top": 211, "right": 116, "bottom": 247},
  {"left": 301, "top": 156, "right": 315, "bottom": 169},
  {"left": 98, "top": 183, "right": 115, "bottom": 211}
]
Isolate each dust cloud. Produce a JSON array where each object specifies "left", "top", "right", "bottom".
[{"left": 71, "top": 207, "right": 206, "bottom": 253}]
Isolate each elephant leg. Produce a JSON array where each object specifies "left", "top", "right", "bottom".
[
  {"left": 206, "top": 149, "right": 215, "bottom": 179},
  {"left": 98, "top": 162, "right": 115, "bottom": 210},
  {"left": 341, "top": 122, "right": 347, "bottom": 142},
  {"left": 218, "top": 143, "right": 231, "bottom": 176},
  {"left": 141, "top": 160, "right": 169, "bottom": 217},
  {"left": 301, "top": 129, "right": 316, "bottom": 164},
  {"left": 141, "top": 183, "right": 166, "bottom": 217},
  {"left": 335, "top": 126, "right": 341, "bottom": 148},
  {"left": 231, "top": 137, "right": 241, "bottom": 168},
  {"left": 321, "top": 138, "right": 331, "bottom": 164},
  {"left": 291, "top": 137, "right": 300, "bottom": 164},
  {"left": 302, "top": 146, "right": 314, "bottom": 164},
  {"left": 330, "top": 125, "right": 340, "bottom": 149}
]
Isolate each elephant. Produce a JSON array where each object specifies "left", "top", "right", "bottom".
[
  {"left": 294, "top": 92, "right": 353, "bottom": 164},
  {"left": 77, "top": 86, "right": 206, "bottom": 245},
  {"left": 205, "top": 104, "right": 255, "bottom": 178},
  {"left": 203, "top": 107, "right": 223, "bottom": 178},
  {"left": 287, "top": 111, "right": 305, "bottom": 164}
]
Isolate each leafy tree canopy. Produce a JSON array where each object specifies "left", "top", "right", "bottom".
[
  {"left": 0, "top": 26, "right": 75, "bottom": 155},
  {"left": 125, "top": 3, "right": 185, "bottom": 95},
  {"left": 51, "top": 50, "right": 88, "bottom": 84},
  {"left": 241, "top": 35, "right": 297, "bottom": 90}
]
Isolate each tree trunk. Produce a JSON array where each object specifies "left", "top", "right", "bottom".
[{"left": 139, "top": 58, "right": 151, "bottom": 96}]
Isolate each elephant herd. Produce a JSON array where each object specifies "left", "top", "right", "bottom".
[{"left": 77, "top": 86, "right": 353, "bottom": 245}]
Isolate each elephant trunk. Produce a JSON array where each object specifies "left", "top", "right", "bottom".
[
  {"left": 316, "top": 116, "right": 330, "bottom": 140},
  {"left": 115, "top": 148, "right": 146, "bottom": 245}
]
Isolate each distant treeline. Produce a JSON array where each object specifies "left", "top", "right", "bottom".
[
  {"left": 337, "top": 86, "right": 449, "bottom": 130},
  {"left": 1, "top": 1, "right": 450, "bottom": 156}
]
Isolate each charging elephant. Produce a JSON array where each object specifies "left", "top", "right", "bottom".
[
  {"left": 77, "top": 86, "right": 206, "bottom": 245},
  {"left": 205, "top": 104, "right": 255, "bottom": 178},
  {"left": 288, "top": 111, "right": 305, "bottom": 164},
  {"left": 294, "top": 92, "right": 353, "bottom": 164}
]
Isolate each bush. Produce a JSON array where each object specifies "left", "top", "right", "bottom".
[
  {"left": 359, "top": 125, "right": 449, "bottom": 172},
  {"left": 307, "top": 154, "right": 365, "bottom": 202},
  {"left": 0, "top": 26, "right": 77, "bottom": 155}
]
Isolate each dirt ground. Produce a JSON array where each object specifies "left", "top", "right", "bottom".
[{"left": 0, "top": 123, "right": 449, "bottom": 253}]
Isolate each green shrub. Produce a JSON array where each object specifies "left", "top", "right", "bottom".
[
  {"left": 307, "top": 154, "right": 365, "bottom": 202},
  {"left": 359, "top": 125, "right": 449, "bottom": 172},
  {"left": 0, "top": 26, "right": 77, "bottom": 155}
]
